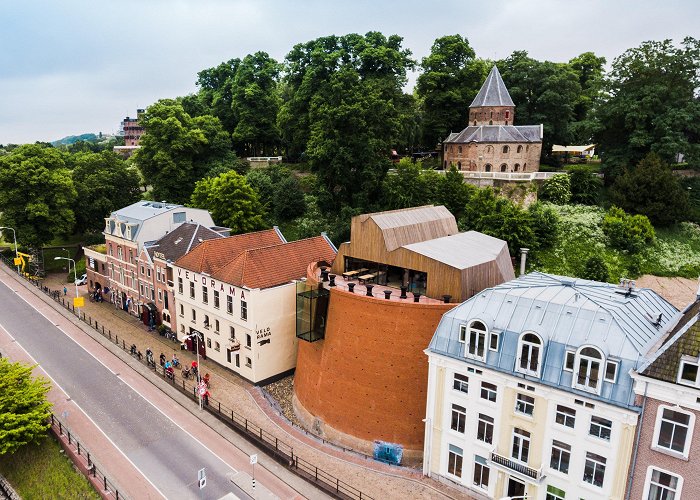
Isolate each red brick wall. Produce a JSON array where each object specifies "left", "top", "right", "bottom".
[
  {"left": 294, "top": 288, "right": 453, "bottom": 451},
  {"left": 628, "top": 397, "right": 700, "bottom": 498}
]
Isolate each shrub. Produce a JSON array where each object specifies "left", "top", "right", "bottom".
[
  {"left": 601, "top": 206, "right": 655, "bottom": 253},
  {"left": 581, "top": 254, "right": 610, "bottom": 282},
  {"left": 569, "top": 166, "right": 602, "bottom": 205},
  {"left": 539, "top": 174, "right": 571, "bottom": 204}
]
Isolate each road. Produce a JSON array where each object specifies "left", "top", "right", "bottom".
[{"left": 0, "top": 269, "right": 307, "bottom": 500}]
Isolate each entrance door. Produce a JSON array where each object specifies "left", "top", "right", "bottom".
[{"left": 507, "top": 477, "right": 526, "bottom": 498}]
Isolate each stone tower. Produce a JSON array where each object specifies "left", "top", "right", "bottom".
[{"left": 468, "top": 66, "right": 515, "bottom": 126}]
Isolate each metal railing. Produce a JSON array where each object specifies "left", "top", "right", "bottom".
[{"left": 490, "top": 450, "right": 542, "bottom": 482}]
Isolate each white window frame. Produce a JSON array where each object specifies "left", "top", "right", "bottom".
[
  {"left": 549, "top": 439, "right": 571, "bottom": 474},
  {"left": 480, "top": 381, "right": 497, "bottom": 403},
  {"left": 583, "top": 451, "right": 607, "bottom": 488},
  {"left": 642, "top": 466, "right": 683, "bottom": 500},
  {"left": 466, "top": 320, "right": 487, "bottom": 360},
  {"left": 574, "top": 346, "right": 604, "bottom": 394},
  {"left": 564, "top": 350, "right": 575, "bottom": 371},
  {"left": 516, "top": 332, "right": 543, "bottom": 377},
  {"left": 515, "top": 393, "right": 535, "bottom": 417},
  {"left": 489, "top": 331, "right": 499, "bottom": 352},
  {"left": 589, "top": 416, "right": 612, "bottom": 441},
  {"left": 652, "top": 405, "right": 694, "bottom": 458},
  {"left": 555, "top": 405, "right": 576, "bottom": 428},
  {"left": 450, "top": 404, "right": 467, "bottom": 434},
  {"left": 447, "top": 444, "right": 463, "bottom": 479},
  {"left": 677, "top": 356, "right": 700, "bottom": 387},
  {"left": 604, "top": 359, "right": 619, "bottom": 383},
  {"left": 453, "top": 373, "right": 469, "bottom": 394},
  {"left": 472, "top": 456, "right": 490, "bottom": 490},
  {"left": 511, "top": 428, "right": 531, "bottom": 464},
  {"left": 477, "top": 413, "right": 494, "bottom": 444}
]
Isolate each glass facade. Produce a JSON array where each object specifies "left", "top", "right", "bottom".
[{"left": 296, "top": 281, "right": 330, "bottom": 342}]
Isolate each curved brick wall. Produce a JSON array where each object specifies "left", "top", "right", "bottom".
[{"left": 294, "top": 286, "right": 452, "bottom": 455}]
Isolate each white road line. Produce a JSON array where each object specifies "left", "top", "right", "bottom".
[{"left": 0, "top": 320, "right": 167, "bottom": 500}]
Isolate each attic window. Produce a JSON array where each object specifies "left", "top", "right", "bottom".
[
  {"left": 173, "top": 212, "right": 186, "bottom": 223},
  {"left": 678, "top": 357, "right": 700, "bottom": 387},
  {"left": 174, "top": 237, "right": 183, "bottom": 245}
]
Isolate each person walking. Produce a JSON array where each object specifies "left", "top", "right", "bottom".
[{"left": 63, "top": 286, "right": 67, "bottom": 296}]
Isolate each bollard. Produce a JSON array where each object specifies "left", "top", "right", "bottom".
[
  {"left": 365, "top": 284, "right": 373, "bottom": 297},
  {"left": 329, "top": 274, "right": 336, "bottom": 287},
  {"left": 400, "top": 286, "right": 408, "bottom": 299},
  {"left": 413, "top": 292, "right": 421, "bottom": 302},
  {"left": 443, "top": 294, "right": 452, "bottom": 304},
  {"left": 383, "top": 290, "right": 391, "bottom": 300},
  {"left": 347, "top": 283, "right": 355, "bottom": 293}
]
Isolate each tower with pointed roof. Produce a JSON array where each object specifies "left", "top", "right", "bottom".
[{"left": 442, "top": 66, "right": 543, "bottom": 174}]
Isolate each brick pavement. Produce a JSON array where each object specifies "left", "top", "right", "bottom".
[{"left": 43, "top": 274, "right": 463, "bottom": 500}]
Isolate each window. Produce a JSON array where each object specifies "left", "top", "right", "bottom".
[
  {"left": 644, "top": 467, "right": 681, "bottom": 500},
  {"left": 215, "top": 319, "right": 220, "bottom": 333},
  {"left": 459, "top": 325, "right": 466, "bottom": 343},
  {"left": 189, "top": 281, "right": 195, "bottom": 299},
  {"left": 156, "top": 268, "right": 161, "bottom": 282},
  {"left": 555, "top": 405, "right": 576, "bottom": 428},
  {"left": 140, "top": 284, "right": 144, "bottom": 296},
  {"left": 583, "top": 452, "right": 606, "bottom": 487},
  {"left": 151, "top": 288, "right": 155, "bottom": 301},
  {"left": 191, "top": 309, "right": 196, "bottom": 322},
  {"left": 550, "top": 440, "right": 571, "bottom": 474},
  {"left": 158, "top": 290, "right": 162, "bottom": 302},
  {"left": 447, "top": 445, "right": 463, "bottom": 478},
  {"left": 517, "top": 145, "right": 523, "bottom": 153},
  {"left": 477, "top": 414, "right": 494, "bottom": 444},
  {"left": 202, "top": 286, "right": 208, "bottom": 304},
  {"left": 147, "top": 268, "right": 151, "bottom": 278},
  {"left": 179, "top": 304, "right": 184, "bottom": 317},
  {"left": 481, "top": 382, "right": 497, "bottom": 402},
  {"left": 215, "top": 341, "right": 220, "bottom": 352},
  {"left": 246, "top": 334, "right": 252, "bottom": 348},
  {"left": 466, "top": 321, "right": 487, "bottom": 359},
  {"left": 517, "top": 333, "right": 542, "bottom": 376},
  {"left": 502, "top": 146, "right": 509, "bottom": 154},
  {"left": 563, "top": 351, "right": 575, "bottom": 371},
  {"left": 214, "top": 290, "right": 220, "bottom": 309},
  {"left": 241, "top": 300, "right": 247, "bottom": 320},
  {"left": 140, "top": 265, "right": 145, "bottom": 275},
  {"left": 489, "top": 332, "right": 499, "bottom": 351},
  {"left": 473, "top": 456, "right": 489, "bottom": 489},
  {"left": 178, "top": 277, "right": 183, "bottom": 294},
  {"left": 679, "top": 358, "right": 699, "bottom": 386},
  {"left": 458, "top": 146, "right": 462, "bottom": 154},
  {"left": 484, "top": 164, "right": 492, "bottom": 172},
  {"left": 451, "top": 404, "right": 466, "bottom": 433},
  {"left": 604, "top": 360, "right": 618, "bottom": 382},
  {"left": 546, "top": 485, "right": 566, "bottom": 500},
  {"left": 500, "top": 163, "right": 507, "bottom": 172},
  {"left": 245, "top": 357, "right": 252, "bottom": 368},
  {"left": 589, "top": 416, "right": 612, "bottom": 441},
  {"left": 453, "top": 373, "right": 469, "bottom": 394},
  {"left": 515, "top": 393, "right": 534, "bottom": 416},
  {"left": 204, "top": 315, "right": 210, "bottom": 328},
  {"left": 575, "top": 347, "right": 603, "bottom": 392},
  {"left": 229, "top": 326, "right": 235, "bottom": 340},
  {"left": 173, "top": 211, "right": 186, "bottom": 223},
  {"left": 227, "top": 295, "right": 233, "bottom": 314},
  {"left": 206, "top": 337, "right": 211, "bottom": 348},
  {"left": 654, "top": 407, "right": 693, "bottom": 456},
  {"left": 511, "top": 428, "right": 530, "bottom": 463},
  {"left": 235, "top": 354, "right": 240, "bottom": 367}
]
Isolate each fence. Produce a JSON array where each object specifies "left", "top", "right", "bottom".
[{"left": 0, "top": 255, "right": 373, "bottom": 500}]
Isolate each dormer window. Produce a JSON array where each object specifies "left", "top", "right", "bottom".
[
  {"left": 575, "top": 347, "right": 604, "bottom": 393},
  {"left": 678, "top": 356, "right": 700, "bottom": 387},
  {"left": 517, "top": 333, "right": 543, "bottom": 376},
  {"left": 464, "top": 321, "right": 487, "bottom": 360}
]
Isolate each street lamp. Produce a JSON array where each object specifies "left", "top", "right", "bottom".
[
  {"left": 54, "top": 256, "right": 79, "bottom": 302},
  {"left": 185, "top": 331, "right": 203, "bottom": 411},
  {"left": 62, "top": 248, "right": 77, "bottom": 283},
  {"left": 0, "top": 226, "right": 19, "bottom": 275}
]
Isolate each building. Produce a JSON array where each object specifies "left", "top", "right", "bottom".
[
  {"left": 173, "top": 231, "right": 336, "bottom": 385},
  {"left": 293, "top": 206, "right": 514, "bottom": 463},
  {"left": 114, "top": 109, "right": 145, "bottom": 157},
  {"left": 423, "top": 272, "right": 678, "bottom": 499},
  {"left": 628, "top": 295, "right": 700, "bottom": 500},
  {"left": 443, "top": 66, "right": 543, "bottom": 173},
  {"left": 551, "top": 144, "right": 596, "bottom": 162},
  {"left": 102, "top": 201, "right": 215, "bottom": 317}
]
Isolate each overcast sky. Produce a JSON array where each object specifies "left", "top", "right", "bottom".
[{"left": 1, "top": 0, "right": 696, "bottom": 144}]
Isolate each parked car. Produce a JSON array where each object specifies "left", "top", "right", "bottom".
[{"left": 75, "top": 273, "right": 87, "bottom": 286}]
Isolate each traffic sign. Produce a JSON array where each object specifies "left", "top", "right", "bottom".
[
  {"left": 73, "top": 297, "right": 84, "bottom": 307},
  {"left": 250, "top": 454, "right": 258, "bottom": 465},
  {"left": 198, "top": 383, "right": 207, "bottom": 396},
  {"left": 198, "top": 468, "right": 206, "bottom": 489}
]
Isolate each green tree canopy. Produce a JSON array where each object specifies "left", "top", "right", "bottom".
[
  {"left": 191, "top": 58, "right": 241, "bottom": 132},
  {"left": 134, "top": 100, "right": 236, "bottom": 204},
  {"left": 581, "top": 254, "right": 610, "bottom": 282},
  {"left": 601, "top": 206, "right": 655, "bottom": 253},
  {"left": 0, "top": 358, "right": 52, "bottom": 455},
  {"left": 568, "top": 166, "right": 602, "bottom": 205},
  {"left": 190, "top": 170, "right": 266, "bottom": 234},
  {"left": 0, "top": 144, "right": 77, "bottom": 248},
  {"left": 71, "top": 151, "right": 142, "bottom": 234},
  {"left": 539, "top": 174, "right": 572, "bottom": 204}
]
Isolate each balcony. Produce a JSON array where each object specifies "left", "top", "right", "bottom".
[{"left": 490, "top": 451, "right": 543, "bottom": 483}]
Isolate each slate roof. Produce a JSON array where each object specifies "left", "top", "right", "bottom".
[
  {"left": 640, "top": 300, "right": 700, "bottom": 383},
  {"left": 213, "top": 235, "right": 337, "bottom": 290},
  {"left": 470, "top": 66, "right": 515, "bottom": 108},
  {"left": 175, "top": 229, "right": 285, "bottom": 275},
  {"left": 146, "top": 222, "right": 223, "bottom": 262},
  {"left": 111, "top": 201, "right": 181, "bottom": 221},
  {"left": 403, "top": 231, "right": 509, "bottom": 270},
  {"left": 444, "top": 125, "right": 542, "bottom": 144},
  {"left": 428, "top": 272, "right": 679, "bottom": 408}
]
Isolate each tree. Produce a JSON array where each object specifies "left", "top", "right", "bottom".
[
  {"left": 528, "top": 202, "right": 560, "bottom": 250},
  {"left": 190, "top": 170, "right": 266, "bottom": 234},
  {"left": 568, "top": 166, "right": 602, "bottom": 205},
  {"left": 416, "top": 35, "right": 489, "bottom": 148},
  {"left": 0, "top": 144, "right": 77, "bottom": 248},
  {"left": 272, "top": 175, "right": 306, "bottom": 221},
  {"left": 539, "top": 174, "right": 572, "bottom": 204},
  {"left": 134, "top": 100, "right": 236, "bottom": 204},
  {"left": 601, "top": 206, "right": 655, "bottom": 253},
  {"left": 192, "top": 58, "right": 241, "bottom": 132},
  {"left": 381, "top": 159, "right": 433, "bottom": 210},
  {"left": 435, "top": 166, "right": 475, "bottom": 219},
  {"left": 609, "top": 153, "right": 690, "bottom": 226},
  {"left": 581, "top": 254, "right": 610, "bottom": 282},
  {"left": 0, "top": 358, "right": 52, "bottom": 455},
  {"left": 71, "top": 151, "right": 141, "bottom": 234},
  {"left": 596, "top": 37, "right": 700, "bottom": 178},
  {"left": 568, "top": 52, "right": 606, "bottom": 143}
]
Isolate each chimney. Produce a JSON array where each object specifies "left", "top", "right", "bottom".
[{"left": 519, "top": 248, "right": 529, "bottom": 276}]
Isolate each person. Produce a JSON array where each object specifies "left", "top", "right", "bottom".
[
  {"left": 146, "top": 348, "right": 154, "bottom": 366},
  {"left": 159, "top": 353, "right": 166, "bottom": 367},
  {"left": 172, "top": 353, "right": 180, "bottom": 367},
  {"left": 203, "top": 388, "right": 210, "bottom": 406},
  {"left": 203, "top": 373, "right": 210, "bottom": 388},
  {"left": 63, "top": 286, "right": 67, "bottom": 296}
]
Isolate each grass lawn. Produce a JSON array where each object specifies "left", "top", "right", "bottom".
[{"left": 0, "top": 434, "right": 99, "bottom": 499}]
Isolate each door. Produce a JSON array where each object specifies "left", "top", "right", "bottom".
[{"left": 507, "top": 477, "right": 526, "bottom": 498}]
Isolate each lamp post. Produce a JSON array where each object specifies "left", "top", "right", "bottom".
[
  {"left": 62, "top": 248, "right": 77, "bottom": 283},
  {"left": 54, "top": 257, "right": 79, "bottom": 314},
  {"left": 0, "top": 226, "right": 19, "bottom": 275},
  {"left": 187, "top": 331, "right": 203, "bottom": 411}
]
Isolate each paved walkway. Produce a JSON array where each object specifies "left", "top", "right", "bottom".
[{"left": 42, "top": 274, "right": 462, "bottom": 500}]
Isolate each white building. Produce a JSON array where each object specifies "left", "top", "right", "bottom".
[
  {"left": 173, "top": 230, "right": 336, "bottom": 384},
  {"left": 423, "top": 272, "right": 678, "bottom": 499}
]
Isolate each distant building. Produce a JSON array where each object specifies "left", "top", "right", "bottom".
[
  {"left": 443, "top": 66, "right": 543, "bottom": 173},
  {"left": 114, "top": 108, "right": 145, "bottom": 158},
  {"left": 424, "top": 273, "right": 677, "bottom": 499}
]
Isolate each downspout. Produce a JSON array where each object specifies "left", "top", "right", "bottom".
[{"left": 625, "top": 381, "right": 648, "bottom": 500}]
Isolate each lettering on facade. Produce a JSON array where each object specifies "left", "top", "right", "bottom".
[
  {"left": 256, "top": 327, "right": 271, "bottom": 340},
  {"left": 154, "top": 251, "right": 166, "bottom": 259}
]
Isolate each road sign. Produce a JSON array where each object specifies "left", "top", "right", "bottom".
[
  {"left": 198, "top": 383, "right": 207, "bottom": 396},
  {"left": 198, "top": 468, "right": 206, "bottom": 489},
  {"left": 250, "top": 454, "right": 258, "bottom": 465},
  {"left": 73, "top": 297, "right": 85, "bottom": 307}
]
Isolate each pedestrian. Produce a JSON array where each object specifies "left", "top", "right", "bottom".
[
  {"left": 63, "top": 286, "right": 67, "bottom": 296},
  {"left": 203, "top": 389, "right": 210, "bottom": 406},
  {"left": 160, "top": 353, "right": 166, "bottom": 367}
]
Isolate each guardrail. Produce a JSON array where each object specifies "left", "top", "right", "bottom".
[{"left": 0, "top": 254, "right": 373, "bottom": 500}]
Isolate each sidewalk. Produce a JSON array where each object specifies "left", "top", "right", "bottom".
[{"left": 43, "top": 274, "right": 461, "bottom": 500}]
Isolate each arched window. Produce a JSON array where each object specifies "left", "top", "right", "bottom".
[
  {"left": 514, "top": 163, "right": 520, "bottom": 171},
  {"left": 457, "top": 161, "right": 462, "bottom": 170},
  {"left": 458, "top": 146, "right": 462, "bottom": 154},
  {"left": 490, "top": 111, "right": 493, "bottom": 118},
  {"left": 526, "top": 145, "right": 530, "bottom": 152},
  {"left": 505, "top": 111, "right": 510, "bottom": 119},
  {"left": 473, "top": 121, "right": 477, "bottom": 126},
  {"left": 449, "top": 145, "right": 453, "bottom": 153},
  {"left": 575, "top": 347, "right": 604, "bottom": 393},
  {"left": 517, "top": 145, "right": 523, "bottom": 153},
  {"left": 444, "top": 160, "right": 447, "bottom": 169},
  {"left": 523, "top": 163, "right": 527, "bottom": 171},
  {"left": 466, "top": 321, "right": 487, "bottom": 359},
  {"left": 484, "top": 164, "right": 492, "bottom": 172},
  {"left": 486, "top": 146, "right": 493, "bottom": 154},
  {"left": 500, "top": 164, "right": 508, "bottom": 172},
  {"left": 489, "top": 120, "right": 493, "bottom": 125},
  {"left": 517, "top": 333, "right": 543, "bottom": 376},
  {"left": 503, "top": 146, "right": 509, "bottom": 154}
]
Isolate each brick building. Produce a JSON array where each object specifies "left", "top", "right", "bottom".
[
  {"left": 629, "top": 297, "right": 700, "bottom": 499},
  {"left": 443, "top": 66, "right": 542, "bottom": 173}
]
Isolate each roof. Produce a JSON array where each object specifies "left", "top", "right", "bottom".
[
  {"left": 110, "top": 201, "right": 182, "bottom": 222},
  {"left": 470, "top": 66, "right": 515, "bottom": 108},
  {"left": 175, "top": 228, "right": 285, "bottom": 275},
  {"left": 146, "top": 222, "right": 223, "bottom": 262},
  {"left": 428, "top": 272, "right": 679, "bottom": 408},
  {"left": 639, "top": 300, "right": 700, "bottom": 383},
  {"left": 359, "top": 205, "right": 458, "bottom": 252},
  {"left": 444, "top": 125, "right": 542, "bottom": 144},
  {"left": 213, "top": 235, "right": 337, "bottom": 290},
  {"left": 403, "top": 231, "right": 509, "bottom": 270},
  {"left": 552, "top": 144, "right": 596, "bottom": 153}
]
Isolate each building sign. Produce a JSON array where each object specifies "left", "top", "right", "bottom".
[
  {"left": 256, "top": 326, "right": 271, "bottom": 340},
  {"left": 154, "top": 251, "right": 166, "bottom": 259}
]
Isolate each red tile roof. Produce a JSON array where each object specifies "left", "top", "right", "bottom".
[
  {"left": 175, "top": 229, "right": 284, "bottom": 274},
  {"left": 214, "top": 236, "right": 337, "bottom": 289}
]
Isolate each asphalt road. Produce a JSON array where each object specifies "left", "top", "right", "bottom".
[{"left": 0, "top": 278, "right": 251, "bottom": 500}]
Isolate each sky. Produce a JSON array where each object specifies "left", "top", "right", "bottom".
[{"left": 0, "top": 0, "right": 697, "bottom": 145}]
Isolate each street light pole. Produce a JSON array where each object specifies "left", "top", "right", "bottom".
[
  {"left": 0, "top": 226, "right": 19, "bottom": 275},
  {"left": 54, "top": 256, "right": 79, "bottom": 314}
]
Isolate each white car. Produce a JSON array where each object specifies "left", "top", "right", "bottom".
[{"left": 74, "top": 273, "right": 88, "bottom": 286}]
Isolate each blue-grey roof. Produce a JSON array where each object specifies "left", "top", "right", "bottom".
[
  {"left": 428, "top": 272, "right": 679, "bottom": 408},
  {"left": 445, "top": 125, "right": 542, "bottom": 144},
  {"left": 111, "top": 201, "right": 182, "bottom": 222},
  {"left": 470, "top": 66, "right": 515, "bottom": 108}
]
